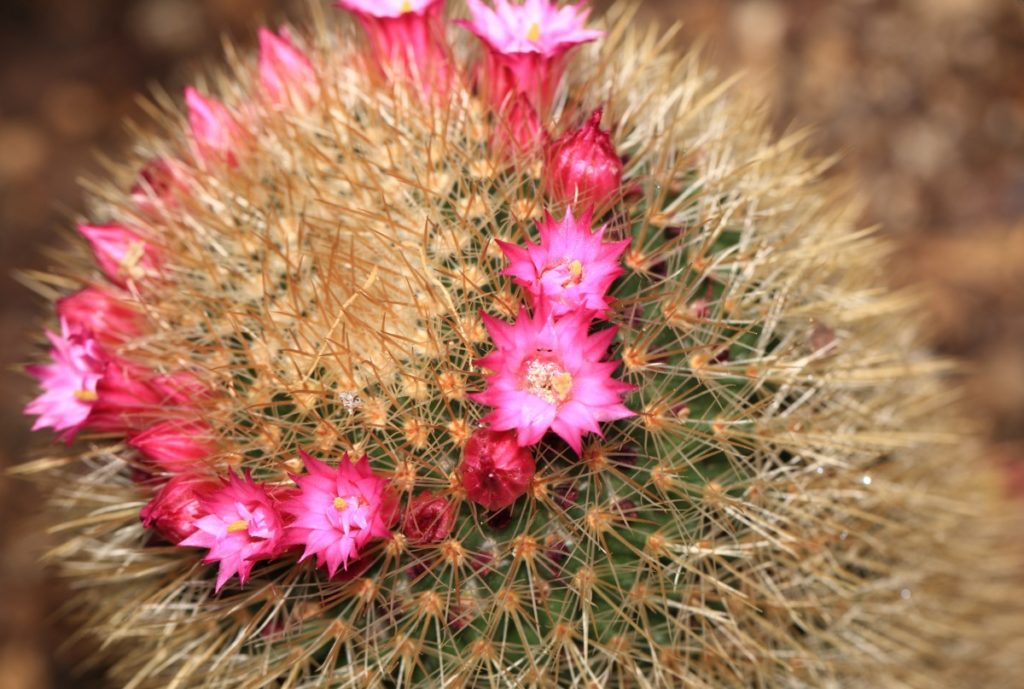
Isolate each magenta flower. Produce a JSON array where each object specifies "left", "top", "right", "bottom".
[
  {"left": 459, "top": 0, "right": 602, "bottom": 117},
  {"left": 545, "top": 108, "right": 623, "bottom": 207},
  {"left": 461, "top": 429, "right": 535, "bottom": 510},
  {"left": 131, "top": 158, "right": 188, "bottom": 213},
  {"left": 24, "top": 320, "right": 106, "bottom": 438},
  {"left": 469, "top": 308, "right": 633, "bottom": 454},
  {"left": 141, "top": 475, "right": 219, "bottom": 544},
  {"left": 258, "top": 28, "right": 317, "bottom": 106},
  {"left": 282, "top": 452, "right": 396, "bottom": 577},
  {"left": 130, "top": 419, "right": 217, "bottom": 472},
  {"left": 497, "top": 207, "right": 629, "bottom": 317},
  {"left": 180, "top": 471, "right": 286, "bottom": 591},
  {"left": 185, "top": 87, "right": 244, "bottom": 164},
  {"left": 492, "top": 94, "right": 546, "bottom": 156},
  {"left": 86, "top": 362, "right": 166, "bottom": 434},
  {"left": 151, "top": 370, "right": 214, "bottom": 407},
  {"left": 77, "top": 224, "right": 161, "bottom": 287},
  {"left": 336, "top": 0, "right": 450, "bottom": 94},
  {"left": 57, "top": 286, "right": 143, "bottom": 345}
]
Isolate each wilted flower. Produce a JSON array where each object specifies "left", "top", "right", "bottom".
[
  {"left": 497, "top": 207, "right": 629, "bottom": 317},
  {"left": 77, "top": 223, "right": 160, "bottom": 287},
  {"left": 180, "top": 471, "right": 286, "bottom": 591},
  {"left": 140, "top": 475, "right": 219, "bottom": 544},
  {"left": 130, "top": 420, "right": 217, "bottom": 472},
  {"left": 469, "top": 308, "right": 634, "bottom": 453},
  {"left": 258, "top": 28, "right": 317, "bottom": 106},
  {"left": 545, "top": 108, "right": 623, "bottom": 207},
  {"left": 56, "top": 286, "right": 143, "bottom": 345},
  {"left": 460, "top": 429, "right": 535, "bottom": 510},
  {"left": 185, "top": 87, "right": 244, "bottom": 164},
  {"left": 402, "top": 491, "right": 455, "bottom": 543},
  {"left": 282, "top": 452, "right": 396, "bottom": 577}
]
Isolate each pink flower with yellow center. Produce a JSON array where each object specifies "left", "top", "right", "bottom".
[
  {"left": 179, "top": 471, "right": 286, "bottom": 591},
  {"left": 282, "top": 452, "right": 396, "bottom": 578},
  {"left": 459, "top": 0, "right": 602, "bottom": 117},
  {"left": 497, "top": 207, "right": 629, "bottom": 318},
  {"left": 336, "top": 0, "right": 450, "bottom": 93},
  {"left": 469, "top": 307, "right": 633, "bottom": 453},
  {"left": 24, "top": 319, "right": 106, "bottom": 438}
]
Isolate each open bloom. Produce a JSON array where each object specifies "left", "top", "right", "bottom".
[
  {"left": 141, "top": 475, "right": 219, "bottom": 544},
  {"left": 258, "top": 28, "right": 317, "bottom": 106},
  {"left": 459, "top": 0, "right": 601, "bottom": 117},
  {"left": 57, "top": 286, "right": 142, "bottom": 345},
  {"left": 469, "top": 308, "right": 634, "bottom": 453},
  {"left": 180, "top": 472, "right": 286, "bottom": 591},
  {"left": 461, "top": 429, "right": 535, "bottom": 510},
  {"left": 497, "top": 207, "right": 629, "bottom": 317},
  {"left": 78, "top": 224, "right": 160, "bottom": 287},
  {"left": 336, "top": 0, "right": 450, "bottom": 93},
  {"left": 545, "top": 108, "right": 623, "bottom": 207},
  {"left": 24, "top": 320, "right": 106, "bottom": 438},
  {"left": 185, "top": 87, "right": 244, "bottom": 164},
  {"left": 130, "top": 419, "right": 217, "bottom": 472},
  {"left": 282, "top": 452, "right": 396, "bottom": 577}
]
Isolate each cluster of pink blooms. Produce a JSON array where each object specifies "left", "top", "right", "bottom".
[{"left": 25, "top": 1, "right": 631, "bottom": 591}]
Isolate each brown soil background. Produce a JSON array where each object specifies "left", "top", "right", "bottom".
[{"left": 1, "top": 1, "right": 1021, "bottom": 686}]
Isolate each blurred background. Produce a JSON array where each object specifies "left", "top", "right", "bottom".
[{"left": 0, "top": 0, "right": 1021, "bottom": 686}]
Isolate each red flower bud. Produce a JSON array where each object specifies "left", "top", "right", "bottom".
[
  {"left": 87, "top": 361, "right": 167, "bottom": 433},
  {"left": 545, "top": 108, "right": 623, "bottom": 208},
  {"left": 131, "top": 158, "right": 188, "bottom": 213},
  {"left": 402, "top": 491, "right": 455, "bottom": 544},
  {"left": 129, "top": 419, "right": 217, "bottom": 472},
  {"left": 460, "top": 429, "right": 535, "bottom": 511},
  {"left": 140, "top": 475, "right": 218, "bottom": 544},
  {"left": 77, "top": 223, "right": 161, "bottom": 287},
  {"left": 56, "top": 286, "right": 143, "bottom": 345}
]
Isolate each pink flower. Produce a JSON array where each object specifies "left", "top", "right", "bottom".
[
  {"left": 130, "top": 420, "right": 217, "bottom": 472},
  {"left": 141, "top": 475, "right": 219, "bottom": 544},
  {"left": 492, "top": 94, "right": 546, "bottom": 157},
  {"left": 180, "top": 471, "right": 286, "bottom": 591},
  {"left": 336, "top": 0, "right": 450, "bottom": 93},
  {"left": 185, "top": 87, "right": 244, "bottom": 164},
  {"left": 461, "top": 429, "right": 535, "bottom": 510},
  {"left": 77, "top": 224, "right": 161, "bottom": 287},
  {"left": 545, "top": 108, "right": 623, "bottom": 207},
  {"left": 282, "top": 452, "right": 396, "bottom": 577},
  {"left": 258, "top": 28, "right": 317, "bottom": 106},
  {"left": 402, "top": 491, "right": 455, "bottom": 543},
  {"left": 459, "top": 0, "right": 602, "bottom": 117},
  {"left": 469, "top": 308, "right": 634, "bottom": 454},
  {"left": 24, "top": 320, "right": 106, "bottom": 438},
  {"left": 56, "top": 286, "right": 143, "bottom": 345},
  {"left": 131, "top": 158, "right": 187, "bottom": 213},
  {"left": 151, "top": 370, "right": 214, "bottom": 407},
  {"left": 86, "top": 362, "right": 166, "bottom": 434},
  {"left": 497, "top": 207, "right": 629, "bottom": 317}
]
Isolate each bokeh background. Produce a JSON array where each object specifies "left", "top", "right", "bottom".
[{"left": 1, "top": 1, "right": 1021, "bottom": 686}]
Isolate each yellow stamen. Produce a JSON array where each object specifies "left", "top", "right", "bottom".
[
  {"left": 333, "top": 496, "right": 348, "bottom": 510},
  {"left": 568, "top": 260, "right": 583, "bottom": 279},
  {"left": 527, "top": 23, "right": 541, "bottom": 43},
  {"left": 552, "top": 372, "right": 573, "bottom": 402},
  {"left": 73, "top": 389, "right": 98, "bottom": 402},
  {"left": 401, "top": 0, "right": 412, "bottom": 12},
  {"left": 227, "top": 519, "right": 249, "bottom": 533}
]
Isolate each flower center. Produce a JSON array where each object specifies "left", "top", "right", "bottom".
[
  {"left": 524, "top": 358, "right": 573, "bottom": 405},
  {"left": 73, "top": 389, "right": 98, "bottom": 402},
  {"left": 564, "top": 259, "right": 584, "bottom": 286},
  {"left": 527, "top": 23, "right": 541, "bottom": 43},
  {"left": 400, "top": 0, "right": 412, "bottom": 12},
  {"left": 226, "top": 519, "right": 249, "bottom": 533},
  {"left": 333, "top": 496, "right": 348, "bottom": 510}
]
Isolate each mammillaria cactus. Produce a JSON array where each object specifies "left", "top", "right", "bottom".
[{"left": 15, "top": 1, "right": 1024, "bottom": 687}]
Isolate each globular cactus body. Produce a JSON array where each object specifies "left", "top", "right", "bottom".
[{"left": 16, "top": 1, "right": 1024, "bottom": 688}]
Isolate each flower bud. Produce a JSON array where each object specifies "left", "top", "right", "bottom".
[
  {"left": 77, "top": 224, "right": 161, "bottom": 287},
  {"left": 131, "top": 158, "right": 187, "bottom": 213},
  {"left": 56, "top": 286, "right": 143, "bottom": 345},
  {"left": 185, "top": 87, "right": 244, "bottom": 164},
  {"left": 130, "top": 420, "right": 217, "bottom": 472},
  {"left": 258, "top": 28, "right": 317, "bottom": 107},
  {"left": 140, "top": 475, "right": 218, "bottom": 544},
  {"left": 545, "top": 108, "right": 623, "bottom": 208},
  {"left": 87, "top": 362, "right": 166, "bottom": 433},
  {"left": 460, "top": 429, "right": 535, "bottom": 511},
  {"left": 402, "top": 491, "right": 455, "bottom": 544}
]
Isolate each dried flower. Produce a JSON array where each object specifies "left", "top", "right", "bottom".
[
  {"left": 460, "top": 429, "right": 535, "bottom": 510},
  {"left": 282, "top": 452, "right": 396, "bottom": 577},
  {"left": 56, "top": 286, "right": 143, "bottom": 345},
  {"left": 140, "top": 475, "right": 218, "bottom": 544},
  {"left": 545, "top": 108, "right": 623, "bottom": 207},
  {"left": 77, "top": 223, "right": 160, "bottom": 287},
  {"left": 497, "top": 207, "right": 629, "bottom": 317},
  {"left": 180, "top": 471, "right": 286, "bottom": 591},
  {"left": 129, "top": 420, "right": 217, "bottom": 472},
  {"left": 258, "top": 28, "right": 317, "bottom": 106},
  {"left": 185, "top": 87, "right": 244, "bottom": 164},
  {"left": 469, "top": 308, "right": 634, "bottom": 453},
  {"left": 402, "top": 491, "right": 455, "bottom": 543},
  {"left": 459, "top": 0, "right": 601, "bottom": 117}
]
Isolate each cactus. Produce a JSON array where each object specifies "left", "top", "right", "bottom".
[{"left": 16, "top": 1, "right": 1024, "bottom": 688}]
